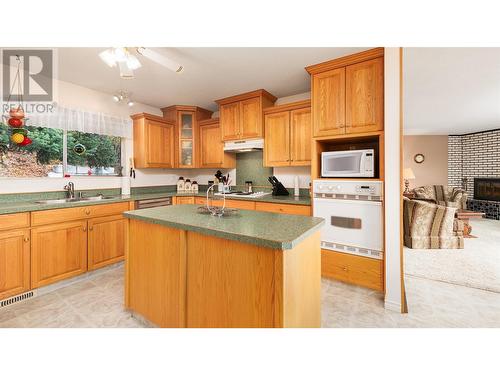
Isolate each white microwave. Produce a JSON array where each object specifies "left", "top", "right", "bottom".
[{"left": 321, "top": 149, "right": 375, "bottom": 178}]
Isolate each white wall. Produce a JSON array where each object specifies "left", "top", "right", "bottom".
[
  {"left": 55, "top": 79, "right": 162, "bottom": 117},
  {"left": 275, "top": 92, "right": 310, "bottom": 105},
  {"left": 384, "top": 48, "right": 404, "bottom": 313},
  {"left": 273, "top": 166, "right": 310, "bottom": 189}
]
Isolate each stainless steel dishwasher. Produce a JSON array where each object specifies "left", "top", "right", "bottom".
[{"left": 134, "top": 196, "right": 172, "bottom": 209}]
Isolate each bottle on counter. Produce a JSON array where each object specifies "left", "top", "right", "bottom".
[
  {"left": 245, "top": 181, "right": 253, "bottom": 193},
  {"left": 184, "top": 179, "right": 192, "bottom": 191},
  {"left": 192, "top": 180, "right": 199, "bottom": 194},
  {"left": 177, "top": 177, "right": 185, "bottom": 192}
]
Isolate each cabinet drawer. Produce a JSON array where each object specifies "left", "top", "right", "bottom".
[
  {"left": 89, "top": 202, "right": 129, "bottom": 218},
  {"left": 175, "top": 196, "right": 195, "bottom": 205},
  {"left": 254, "top": 202, "right": 310, "bottom": 216},
  {"left": 321, "top": 250, "right": 383, "bottom": 291},
  {"left": 31, "top": 202, "right": 129, "bottom": 226},
  {"left": 0, "top": 212, "right": 30, "bottom": 231},
  {"left": 195, "top": 197, "right": 255, "bottom": 210}
]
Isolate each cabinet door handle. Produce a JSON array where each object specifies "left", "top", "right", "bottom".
[
  {"left": 24, "top": 237, "right": 30, "bottom": 242},
  {"left": 89, "top": 227, "right": 93, "bottom": 231},
  {"left": 85, "top": 209, "right": 91, "bottom": 215},
  {"left": 83, "top": 227, "right": 87, "bottom": 232}
]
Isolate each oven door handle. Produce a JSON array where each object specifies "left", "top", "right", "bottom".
[{"left": 330, "top": 216, "right": 363, "bottom": 229}]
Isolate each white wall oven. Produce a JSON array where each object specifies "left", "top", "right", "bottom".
[{"left": 313, "top": 180, "right": 383, "bottom": 259}]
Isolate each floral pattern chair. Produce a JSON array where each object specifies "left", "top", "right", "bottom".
[
  {"left": 412, "top": 185, "right": 468, "bottom": 209},
  {"left": 403, "top": 197, "right": 464, "bottom": 249}
]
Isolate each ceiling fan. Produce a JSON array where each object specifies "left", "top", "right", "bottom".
[{"left": 99, "top": 47, "right": 183, "bottom": 79}]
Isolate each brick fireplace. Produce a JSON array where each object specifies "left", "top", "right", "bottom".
[{"left": 448, "top": 129, "right": 500, "bottom": 219}]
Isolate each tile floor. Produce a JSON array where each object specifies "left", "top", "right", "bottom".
[{"left": 1, "top": 263, "right": 499, "bottom": 328}]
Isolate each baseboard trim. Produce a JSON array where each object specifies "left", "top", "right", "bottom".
[{"left": 384, "top": 299, "right": 402, "bottom": 312}]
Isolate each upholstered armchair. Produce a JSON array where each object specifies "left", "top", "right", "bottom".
[
  {"left": 412, "top": 185, "right": 468, "bottom": 209},
  {"left": 403, "top": 197, "right": 464, "bottom": 249}
]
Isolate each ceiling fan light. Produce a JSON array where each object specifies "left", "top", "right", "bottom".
[
  {"left": 118, "top": 61, "right": 134, "bottom": 79},
  {"left": 136, "top": 47, "right": 183, "bottom": 73},
  {"left": 126, "top": 54, "right": 142, "bottom": 70},
  {"left": 99, "top": 49, "right": 117, "bottom": 67},
  {"left": 112, "top": 94, "right": 120, "bottom": 102},
  {"left": 113, "top": 47, "right": 128, "bottom": 62},
  {"left": 127, "top": 100, "right": 134, "bottom": 107}
]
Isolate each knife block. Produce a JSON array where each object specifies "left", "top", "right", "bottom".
[{"left": 272, "top": 182, "right": 289, "bottom": 196}]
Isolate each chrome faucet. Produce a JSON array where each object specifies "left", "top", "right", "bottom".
[{"left": 64, "top": 182, "right": 75, "bottom": 199}]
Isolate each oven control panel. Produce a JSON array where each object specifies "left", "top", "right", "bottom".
[{"left": 313, "top": 180, "right": 383, "bottom": 198}]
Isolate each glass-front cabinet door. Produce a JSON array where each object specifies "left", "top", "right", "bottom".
[{"left": 178, "top": 112, "right": 194, "bottom": 167}]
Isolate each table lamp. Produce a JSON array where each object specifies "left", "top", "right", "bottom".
[{"left": 403, "top": 168, "right": 416, "bottom": 194}]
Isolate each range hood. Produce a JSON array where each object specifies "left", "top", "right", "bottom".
[{"left": 223, "top": 139, "right": 264, "bottom": 153}]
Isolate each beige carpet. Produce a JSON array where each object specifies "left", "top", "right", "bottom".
[{"left": 404, "top": 218, "right": 500, "bottom": 293}]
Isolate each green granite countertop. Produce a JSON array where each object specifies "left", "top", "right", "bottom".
[
  {"left": 123, "top": 205, "right": 323, "bottom": 250},
  {"left": 0, "top": 191, "right": 310, "bottom": 215}
]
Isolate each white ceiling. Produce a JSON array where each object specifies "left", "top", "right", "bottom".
[
  {"left": 57, "top": 47, "right": 368, "bottom": 112},
  {"left": 404, "top": 48, "right": 500, "bottom": 135}
]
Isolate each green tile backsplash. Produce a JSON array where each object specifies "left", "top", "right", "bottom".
[{"left": 235, "top": 151, "right": 272, "bottom": 187}]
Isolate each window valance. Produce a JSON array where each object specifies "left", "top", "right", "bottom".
[{"left": 27, "top": 106, "right": 133, "bottom": 139}]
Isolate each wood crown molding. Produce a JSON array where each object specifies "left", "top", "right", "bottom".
[
  {"left": 215, "top": 89, "right": 277, "bottom": 105},
  {"left": 198, "top": 117, "right": 219, "bottom": 126},
  {"left": 130, "top": 112, "right": 174, "bottom": 124},
  {"left": 160, "top": 105, "right": 213, "bottom": 116},
  {"left": 263, "top": 99, "right": 311, "bottom": 114},
  {"left": 305, "top": 47, "right": 384, "bottom": 75}
]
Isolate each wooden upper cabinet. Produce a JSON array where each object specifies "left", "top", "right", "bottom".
[
  {"left": 198, "top": 118, "right": 236, "bottom": 169},
  {"left": 240, "top": 97, "right": 261, "bottom": 139},
  {"left": 345, "top": 57, "right": 384, "bottom": 133},
  {"left": 31, "top": 220, "right": 88, "bottom": 288},
  {"left": 264, "top": 100, "right": 311, "bottom": 167},
  {"left": 312, "top": 68, "right": 345, "bottom": 137},
  {"left": 220, "top": 102, "right": 240, "bottom": 141},
  {"left": 264, "top": 112, "right": 290, "bottom": 166},
  {"left": 161, "top": 106, "right": 213, "bottom": 168},
  {"left": 216, "top": 89, "right": 277, "bottom": 141},
  {"left": 132, "top": 113, "right": 176, "bottom": 168},
  {"left": 290, "top": 107, "right": 312, "bottom": 165},
  {"left": 306, "top": 48, "right": 384, "bottom": 137},
  {"left": 148, "top": 120, "right": 175, "bottom": 166},
  {"left": 0, "top": 229, "right": 30, "bottom": 300}
]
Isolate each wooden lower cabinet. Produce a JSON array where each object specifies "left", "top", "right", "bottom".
[
  {"left": 127, "top": 220, "right": 321, "bottom": 328},
  {"left": 194, "top": 197, "right": 255, "bottom": 210},
  {"left": 31, "top": 220, "right": 88, "bottom": 289},
  {"left": 321, "top": 250, "right": 384, "bottom": 291},
  {"left": 88, "top": 215, "right": 126, "bottom": 271},
  {"left": 174, "top": 196, "right": 195, "bottom": 205},
  {"left": 0, "top": 229, "right": 30, "bottom": 300},
  {"left": 254, "top": 202, "right": 311, "bottom": 216}
]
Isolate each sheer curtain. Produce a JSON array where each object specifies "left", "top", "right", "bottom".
[{"left": 27, "top": 106, "right": 133, "bottom": 139}]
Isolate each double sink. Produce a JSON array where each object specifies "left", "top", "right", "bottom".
[{"left": 36, "top": 196, "right": 117, "bottom": 205}]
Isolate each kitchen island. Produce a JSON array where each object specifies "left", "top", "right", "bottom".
[{"left": 123, "top": 205, "right": 324, "bottom": 328}]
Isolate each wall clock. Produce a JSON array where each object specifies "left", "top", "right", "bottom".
[{"left": 414, "top": 153, "right": 425, "bottom": 164}]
